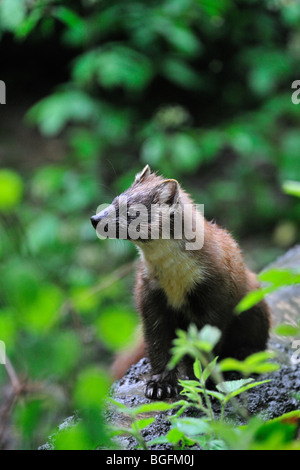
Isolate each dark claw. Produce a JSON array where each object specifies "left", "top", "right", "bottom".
[
  {"left": 145, "top": 384, "right": 154, "bottom": 399},
  {"left": 145, "top": 379, "right": 179, "bottom": 400}
]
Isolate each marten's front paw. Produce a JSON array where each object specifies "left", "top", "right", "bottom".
[{"left": 145, "top": 374, "right": 179, "bottom": 399}]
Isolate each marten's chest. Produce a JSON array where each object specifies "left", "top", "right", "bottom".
[{"left": 138, "top": 241, "right": 205, "bottom": 309}]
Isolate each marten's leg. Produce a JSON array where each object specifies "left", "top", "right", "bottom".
[
  {"left": 218, "top": 299, "right": 271, "bottom": 360},
  {"left": 138, "top": 287, "right": 179, "bottom": 399}
]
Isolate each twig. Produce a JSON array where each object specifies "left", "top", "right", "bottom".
[
  {"left": 0, "top": 355, "right": 31, "bottom": 449},
  {"left": 4, "top": 357, "right": 22, "bottom": 395},
  {"left": 89, "top": 261, "right": 136, "bottom": 297},
  {"left": 0, "top": 392, "right": 17, "bottom": 450},
  {"left": 65, "top": 261, "right": 136, "bottom": 315}
]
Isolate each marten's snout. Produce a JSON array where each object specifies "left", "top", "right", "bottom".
[
  {"left": 90, "top": 215, "right": 99, "bottom": 229},
  {"left": 90, "top": 210, "right": 108, "bottom": 229}
]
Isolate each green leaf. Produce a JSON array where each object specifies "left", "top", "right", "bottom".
[
  {"left": 147, "top": 435, "right": 172, "bottom": 446},
  {"left": 165, "top": 428, "right": 185, "bottom": 444},
  {"left": 179, "top": 379, "right": 203, "bottom": 388},
  {"left": 178, "top": 379, "right": 203, "bottom": 395},
  {"left": 269, "top": 410, "right": 300, "bottom": 425},
  {"left": 73, "top": 367, "right": 111, "bottom": 408},
  {"left": 282, "top": 180, "right": 300, "bottom": 198},
  {"left": 200, "top": 0, "right": 230, "bottom": 16},
  {"left": 246, "top": 363, "right": 279, "bottom": 374},
  {"left": 198, "top": 325, "right": 222, "bottom": 351},
  {"left": 259, "top": 268, "right": 300, "bottom": 287},
  {"left": 219, "top": 353, "right": 279, "bottom": 376},
  {"left": 51, "top": 331, "right": 82, "bottom": 378},
  {"left": 203, "top": 389, "right": 225, "bottom": 402},
  {"left": 247, "top": 49, "right": 291, "bottom": 97},
  {"left": 169, "top": 325, "right": 222, "bottom": 370},
  {"left": 218, "top": 357, "right": 245, "bottom": 373},
  {"left": 235, "top": 288, "right": 271, "bottom": 313},
  {"left": 193, "top": 358, "right": 202, "bottom": 380},
  {"left": 141, "top": 134, "right": 166, "bottom": 166},
  {"left": 0, "top": 170, "right": 24, "bottom": 212},
  {"left": 171, "top": 133, "right": 202, "bottom": 172},
  {"left": 27, "top": 90, "right": 101, "bottom": 136},
  {"left": 244, "top": 351, "right": 277, "bottom": 365},
  {"left": 31, "top": 165, "right": 66, "bottom": 199},
  {"left": 273, "top": 323, "right": 300, "bottom": 336},
  {"left": 26, "top": 213, "right": 60, "bottom": 254},
  {"left": 53, "top": 6, "right": 83, "bottom": 29},
  {"left": 0, "top": 308, "right": 17, "bottom": 348},
  {"left": 199, "top": 131, "right": 224, "bottom": 162},
  {"left": 96, "top": 306, "right": 138, "bottom": 350},
  {"left": 108, "top": 425, "right": 134, "bottom": 437},
  {"left": 95, "top": 46, "right": 153, "bottom": 91},
  {"left": 158, "top": 23, "right": 202, "bottom": 57},
  {"left": 0, "top": 258, "right": 41, "bottom": 311},
  {"left": 162, "top": 58, "right": 203, "bottom": 89},
  {"left": 23, "top": 284, "right": 64, "bottom": 333},
  {"left": 71, "top": 286, "right": 98, "bottom": 314},
  {"left": 132, "top": 400, "right": 186, "bottom": 415},
  {"left": 217, "top": 378, "right": 254, "bottom": 394},
  {"left": 172, "top": 417, "right": 211, "bottom": 437},
  {"left": 202, "top": 356, "right": 219, "bottom": 383},
  {"left": 223, "top": 380, "right": 271, "bottom": 404},
  {"left": 0, "top": 0, "right": 26, "bottom": 31},
  {"left": 109, "top": 398, "right": 127, "bottom": 409},
  {"left": 168, "top": 351, "right": 184, "bottom": 370},
  {"left": 280, "top": 133, "right": 300, "bottom": 180},
  {"left": 135, "top": 417, "right": 155, "bottom": 430},
  {"left": 15, "top": 9, "right": 42, "bottom": 39},
  {"left": 14, "top": 399, "right": 43, "bottom": 439},
  {"left": 54, "top": 423, "right": 91, "bottom": 450}
]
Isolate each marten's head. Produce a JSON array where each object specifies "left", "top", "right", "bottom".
[{"left": 90, "top": 165, "right": 183, "bottom": 242}]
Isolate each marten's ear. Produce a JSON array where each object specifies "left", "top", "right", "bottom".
[
  {"left": 135, "top": 164, "right": 151, "bottom": 183},
  {"left": 155, "top": 179, "right": 179, "bottom": 205}
]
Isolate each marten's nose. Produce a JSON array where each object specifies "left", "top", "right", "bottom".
[
  {"left": 90, "top": 210, "right": 109, "bottom": 229},
  {"left": 90, "top": 215, "right": 99, "bottom": 229}
]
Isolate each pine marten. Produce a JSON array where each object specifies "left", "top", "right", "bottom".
[{"left": 91, "top": 165, "right": 270, "bottom": 399}]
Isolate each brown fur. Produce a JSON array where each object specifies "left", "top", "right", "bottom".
[{"left": 92, "top": 166, "right": 271, "bottom": 397}]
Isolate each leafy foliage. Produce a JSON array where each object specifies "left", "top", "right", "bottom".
[{"left": 0, "top": 0, "right": 300, "bottom": 450}]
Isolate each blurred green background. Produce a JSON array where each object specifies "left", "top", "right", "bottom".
[{"left": 0, "top": 0, "right": 300, "bottom": 449}]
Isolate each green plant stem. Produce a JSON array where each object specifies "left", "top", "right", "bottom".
[
  {"left": 131, "top": 421, "right": 148, "bottom": 450},
  {"left": 200, "top": 381, "right": 214, "bottom": 421}
]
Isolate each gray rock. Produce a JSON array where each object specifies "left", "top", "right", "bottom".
[{"left": 38, "top": 414, "right": 79, "bottom": 450}]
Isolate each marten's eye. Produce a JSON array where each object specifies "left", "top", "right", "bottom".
[{"left": 127, "top": 208, "right": 140, "bottom": 219}]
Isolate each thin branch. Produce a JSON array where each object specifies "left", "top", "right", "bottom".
[
  {"left": 4, "top": 357, "right": 22, "bottom": 394},
  {"left": 0, "top": 355, "right": 32, "bottom": 449},
  {"left": 89, "top": 260, "right": 136, "bottom": 297}
]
